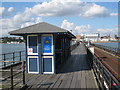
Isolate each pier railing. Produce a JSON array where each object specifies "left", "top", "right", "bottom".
[
  {"left": 91, "top": 44, "right": 120, "bottom": 57},
  {"left": 1, "top": 61, "right": 26, "bottom": 90},
  {"left": 86, "top": 47, "right": 120, "bottom": 89},
  {"left": 0, "top": 51, "right": 25, "bottom": 68}
]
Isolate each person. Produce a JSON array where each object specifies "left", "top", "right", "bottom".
[{"left": 87, "top": 40, "right": 90, "bottom": 48}]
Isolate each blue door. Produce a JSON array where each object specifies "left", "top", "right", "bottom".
[{"left": 42, "top": 34, "right": 54, "bottom": 74}]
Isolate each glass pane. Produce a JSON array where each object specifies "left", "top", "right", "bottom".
[
  {"left": 43, "top": 58, "right": 52, "bottom": 72},
  {"left": 29, "top": 58, "right": 38, "bottom": 72}
]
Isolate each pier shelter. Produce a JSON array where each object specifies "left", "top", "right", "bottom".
[{"left": 9, "top": 22, "right": 75, "bottom": 74}]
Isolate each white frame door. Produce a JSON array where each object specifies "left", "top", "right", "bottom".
[
  {"left": 28, "top": 56, "right": 39, "bottom": 74},
  {"left": 42, "top": 56, "right": 54, "bottom": 74},
  {"left": 41, "top": 34, "right": 54, "bottom": 74}
]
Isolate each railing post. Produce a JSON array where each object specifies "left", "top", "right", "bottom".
[
  {"left": 3, "top": 54, "right": 6, "bottom": 67},
  {"left": 109, "top": 76, "right": 112, "bottom": 89},
  {"left": 22, "top": 61, "right": 25, "bottom": 85},
  {"left": 20, "top": 51, "right": 21, "bottom": 61},
  {"left": 10, "top": 65, "right": 13, "bottom": 90},
  {"left": 13, "top": 53, "right": 15, "bottom": 64}
]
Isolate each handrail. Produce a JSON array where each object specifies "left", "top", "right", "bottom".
[
  {"left": 0, "top": 50, "right": 25, "bottom": 55},
  {"left": 91, "top": 43, "right": 120, "bottom": 57},
  {"left": 0, "top": 50, "right": 26, "bottom": 68},
  {"left": 1, "top": 61, "right": 26, "bottom": 90},
  {"left": 86, "top": 46, "right": 120, "bottom": 89}
]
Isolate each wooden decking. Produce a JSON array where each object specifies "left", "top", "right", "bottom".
[{"left": 25, "top": 44, "right": 98, "bottom": 89}]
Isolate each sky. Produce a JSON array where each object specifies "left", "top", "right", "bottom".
[{"left": 0, "top": 0, "right": 119, "bottom": 37}]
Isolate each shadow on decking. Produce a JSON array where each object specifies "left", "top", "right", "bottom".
[{"left": 56, "top": 54, "right": 92, "bottom": 74}]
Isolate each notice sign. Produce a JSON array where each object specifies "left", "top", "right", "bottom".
[
  {"left": 42, "top": 36, "right": 52, "bottom": 53},
  {"left": 28, "top": 48, "right": 33, "bottom": 54}
]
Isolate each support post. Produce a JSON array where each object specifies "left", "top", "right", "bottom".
[
  {"left": 22, "top": 61, "right": 25, "bottom": 85},
  {"left": 13, "top": 53, "right": 15, "bottom": 64},
  {"left": 20, "top": 51, "right": 21, "bottom": 61},
  {"left": 3, "top": 54, "right": 6, "bottom": 67}
]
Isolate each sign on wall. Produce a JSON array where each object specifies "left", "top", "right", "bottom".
[
  {"left": 42, "top": 36, "right": 52, "bottom": 53},
  {"left": 28, "top": 48, "right": 33, "bottom": 54}
]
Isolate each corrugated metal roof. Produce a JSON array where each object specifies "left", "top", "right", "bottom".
[{"left": 9, "top": 22, "right": 69, "bottom": 35}]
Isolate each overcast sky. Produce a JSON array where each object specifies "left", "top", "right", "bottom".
[{"left": 0, "top": 0, "right": 119, "bottom": 37}]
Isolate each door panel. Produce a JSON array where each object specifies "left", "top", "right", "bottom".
[
  {"left": 42, "top": 35, "right": 53, "bottom": 55},
  {"left": 43, "top": 58, "right": 52, "bottom": 72},
  {"left": 28, "top": 36, "right": 38, "bottom": 55},
  {"left": 28, "top": 57, "right": 39, "bottom": 73},
  {"left": 29, "top": 58, "right": 37, "bottom": 72},
  {"left": 27, "top": 35, "right": 39, "bottom": 74},
  {"left": 41, "top": 34, "right": 54, "bottom": 74}
]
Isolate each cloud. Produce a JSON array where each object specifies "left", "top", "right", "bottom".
[
  {"left": 0, "top": 7, "right": 5, "bottom": 17},
  {"left": 21, "top": 22, "right": 34, "bottom": 28},
  {"left": 110, "top": 13, "right": 118, "bottom": 16},
  {"left": 61, "top": 20, "right": 75, "bottom": 32},
  {"left": 8, "top": 7, "right": 15, "bottom": 13},
  {"left": 1, "top": 16, "right": 42, "bottom": 36},
  {"left": 21, "top": 0, "right": 115, "bottom": 18},
  {"left": 21, "top": 17, "right": 42, "bottom": 28},
  {"left": 97, "top": 28, "right": 112, "bottom": 33},
  {"left": 61, "top": 20, "right": 91, "bottom": 35},
  {"left": 61, "top": 20, "right": 118, "bottom": 36},
  {"left": 0, "top": 19, "right": 16, "bottom": 36},
  {"left": 75, "top": 25, "right": 90, "bottom": 32},
  {"left": 79, "top": 3, "right": 109, "bottom": 17},
  {"left": 97, "top": 28, "right": 118, "bottom": 36},
  {"left": 35, "top": 17, "right": 42, "bottom": 23}
]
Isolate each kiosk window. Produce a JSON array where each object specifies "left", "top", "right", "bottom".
[
  {"left": 28, "top": 36, "right": 37, "bottom": 53},
  {"left": 42, "top": 36, "right": 52, "bottom": 53}
]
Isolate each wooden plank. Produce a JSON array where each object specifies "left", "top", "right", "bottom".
[
  {"left": 70, "top": 72, "right": 78, "bottom": 88},
  {"left": 75, "top": 71, "right": 82, "bottom": 88},
  {"left": 63, "top": 72, "right": 73, "bottom": 88},
  {"left": 85, "top": 70, "right": 93, "bottom": 88},
  {"left": 37, "top": 75, "right": 53, "bottom": 88},
  {"left": 39, "top": 74, "right": 58, "bottom": 88},
  {"left": 48, "top": 74, "right": 62, "bottom": 88},
  {"left": 26, "top": 75, "right": 48, "bottom": 90},
  {"left": 58, "top": 73, "right": 69, "bottom": 88},
  {"left": 88, "top": 70, "right": 98, "bottom": 88},
  {"left": 29, "top": 74, "right": 47, "bottom": 89},
  {"left": 80, "top": 71, "right": 86, "bottom": 88},
  {"left": 52, "top": 74, "right": 66, "bottom": 88}
]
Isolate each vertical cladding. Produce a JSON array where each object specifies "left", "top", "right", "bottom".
[{"left": 38, "top": 35, "right": 42, "bottom": 74}]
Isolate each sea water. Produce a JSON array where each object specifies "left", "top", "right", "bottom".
[
  {"left": 95, "top": 42, "right": 120, "bottom": 49},
  {"left": 0, "top": 43, "right": 25, "bottom": 67}
]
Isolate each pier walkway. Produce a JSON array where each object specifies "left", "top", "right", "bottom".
[{"left": 25, "top": 44, "right": 98, "bottom": 89}]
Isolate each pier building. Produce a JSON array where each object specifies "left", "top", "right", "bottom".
[{"left": 9, "top": 22, "right": 75, "bottom": 74}]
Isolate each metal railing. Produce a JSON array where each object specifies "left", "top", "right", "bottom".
[
  {"left": 1, "top": 61, "right": 26, "bottom": 90},
  {"left": 87, "top": 47, "right": 120, "bottom": 89},
  {"left": 0, "top": 51, "right": 25, "bottom": 68},
  {"left": 91, "top": 44, "right": 120, "bottom": 57}
]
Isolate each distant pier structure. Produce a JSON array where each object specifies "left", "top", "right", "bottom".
[
  {"left": 9, "top": 22, "right": 75, "bottom": 74},
  {"left": 84, "top": 33, "right": 100, "bottom": 42}
]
